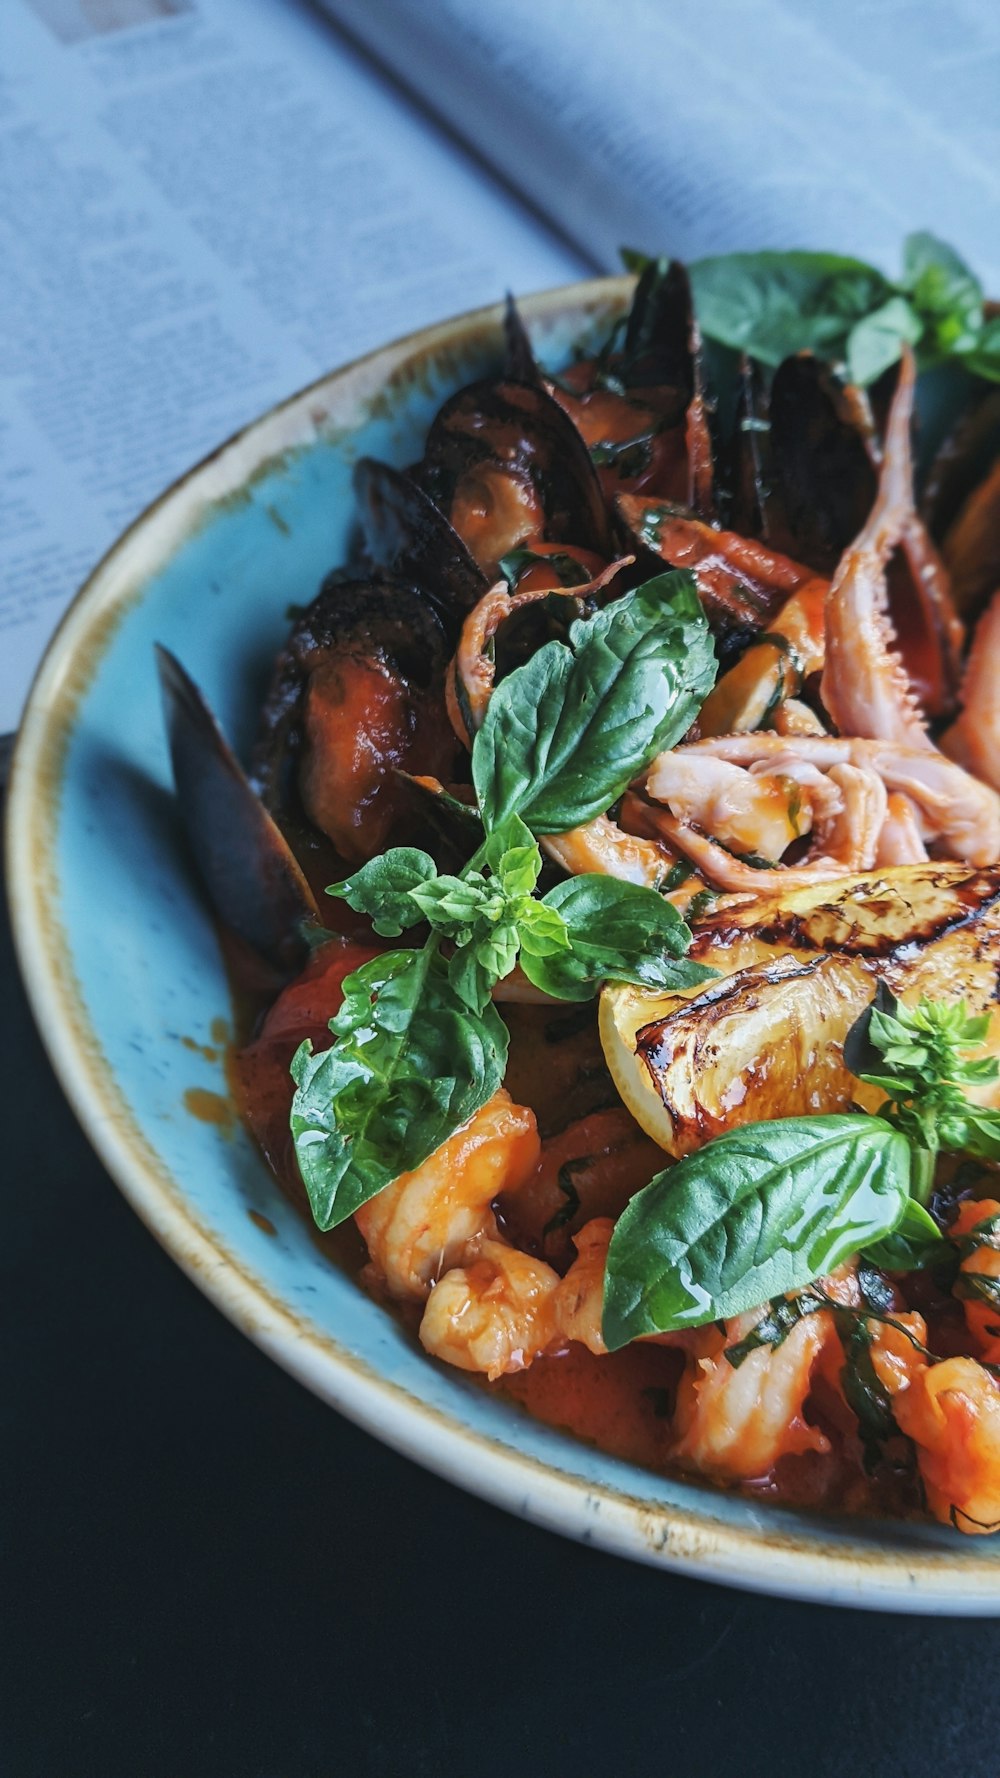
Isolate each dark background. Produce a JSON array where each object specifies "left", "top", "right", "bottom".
[{"left": 5, "top": 849, "right": 1000, "bottom": 1778}]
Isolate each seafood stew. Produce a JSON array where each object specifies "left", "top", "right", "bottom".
[{"left": 162, "top": 240, "right": 1000, "bottom": 1535}]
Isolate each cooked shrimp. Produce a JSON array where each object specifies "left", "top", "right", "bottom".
[
  {"left": 419, "top": 1238, "right": 561, "bottom": 1378},
  {"left": 951, "top": 1197, "right": 1000, "bottom": 1365},
  {"left": 820, "top": 349, "right": 937, "bottom": 750},
  {"left": 941, "top": 589, "right": 1000, "bottom": 794},
  {"left": 551, "top": 1217, "right": 614, "bottom": 1355},
  {"left": 669, "top": 1305, "right": 831, "bottom": 1481},
  {"left": 355, "top": 1090, "right": 540, "bottom": 1300},
  {"left": 420, "top": 1217, "right": 613, "bottom": 1378},
  {"left": 894, "top": 1358, "right": 1000, "bottom": 1532}
]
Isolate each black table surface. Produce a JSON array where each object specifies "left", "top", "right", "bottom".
[{"left": 5, "top": 844, "right": 1000, "bottom": 1778}]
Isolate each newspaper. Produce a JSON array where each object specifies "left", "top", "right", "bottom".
[
  {"left": 5, "top": 0, "right": 999, "bottom": 738},
  {"left": 323, "top": 0, "right": 1000, "bottom": 287},
  {"left": 0, "top": 0, "right": 584, "bottom": 736}
]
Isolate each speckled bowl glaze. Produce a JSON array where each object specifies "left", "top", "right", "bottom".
[{"left": 8, "top": 280, "right": 1000, "bottom": 1612}]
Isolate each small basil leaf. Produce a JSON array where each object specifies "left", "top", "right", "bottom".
[
  {"left": 846, "top": 296, "right": 923, "bottom": 386},
  {"left": 688, "top": 250, "right": 891, "bottom": 366},
  {"left": 601, "top": 1114, "right": 912, "bottom": 1349},
  {"left": 472, "top": 570, "right": 716, "bottom": 835},
  {"left": 326, "top": 847, "right": 438, "bottom": 937},
  {"left": 862, "top": 1197, "right": 945, "bottom": 1272},
  {"left": 289, "top": 948, "right": 508, "bottom": 1228},
  {"left": 960, "top": 316, "right": 1000, "bottom": 383},
  {"left": 520, "top": 874, "right": 715, "bottom": 1002}
]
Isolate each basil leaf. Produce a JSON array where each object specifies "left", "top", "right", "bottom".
[
  {"left": 327, "top": 848, "right": 437, "bottom": 937},
  {"left": 519, "top": 874, "right": 715, "bottom": 1002},
  {"left": 688, "top": 250, "right": 891, "bottom": 367},
  {"left": 601, "top": 1114, "right": 912, "bottom": 1349},
  {"left": 862, "top": 1197, "right": 945, "bottom": 1272},
  {"left": 960, "top": 315, "right": 1000, "bottom": 383},
  {"left": 472, "top": 570, "right": 715, "bottom": 835},
  {"left": 289, "top": 948, "right": 508, "bottom": 1228},
  {"left": 846, "top": 296, "right": 923, "bottom": 386},
  {"left": 902, "top": 231, "right": 983, "bottom": 355}
]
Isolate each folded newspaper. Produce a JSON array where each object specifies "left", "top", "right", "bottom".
[{"left": 3, "top": 0, "right": 998, "bottom": 736}]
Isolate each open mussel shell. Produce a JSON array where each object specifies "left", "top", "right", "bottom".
[
  {"left": 503, "top": 292, "right": 542, "bottom": 384},
  {"left": 621, "top": 257, "right": 696, "bottom": 403},
  {"left": 726, "top": 354, "right": 774, "bottom": 539},
  {"left": 252, "top": 576, "right": 461, "bottom": 866},
  {"left": 353, "top": 456, "right": 488, "bottom": 629},
  {"left": 920, "top": 384, "right": 1000, "bottom": 544},
  {"left": 156, "top": 645, "right": 319, "bottom": 971},
  {"left": 412, "top": 377, "right": 616, "bottom": 572},
  {"left": 767, "top": 355, "right": 877, "bottom": 572},
  {"left": 939, "top": 452, "right": 1000, "bottom": 620}
]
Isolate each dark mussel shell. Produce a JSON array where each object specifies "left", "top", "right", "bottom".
[
  {"left": 252, "top": 577, "right": 461, "bottom": 866},
  {"left": 726, "top": 354, "right": 774, "bottom": 540},
  {"left": 550, "top": 259, "right": 716, "bottom": 515},
  {"left": 920, "top": 383, "right": 1000, "bottom": 544},
  {"left": 767, "top": 355, "right": 964, "bottom": 713},
  {"left": 503, "top": 292, "right": 542, "bottom": 385},
  {"left": 940, "top": 452, "right": 1000, "bottom": 620},
  {"left": 353, "top": 457, "right": 489, "bottom": 632},
  {"left": 412, "top": 377, "right": 616, "bottom": 573},
  {"left": 156, "top": 645, "right": 319, "bottom": 971},
  {"left": 767, "top": 355, "right": 877, "bottom": 572}
]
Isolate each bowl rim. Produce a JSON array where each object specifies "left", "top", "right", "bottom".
[{"left": 7, "top": 275, "right": 1000, "bottom": 1614}]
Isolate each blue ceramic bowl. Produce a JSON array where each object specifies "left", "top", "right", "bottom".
[{"left": 8, "top": 280, "right": 1000, "bottom": 1611}]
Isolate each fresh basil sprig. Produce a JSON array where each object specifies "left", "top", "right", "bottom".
[
  {"left": 328, "top": 817, "right": 711, "bottom": 1017},
  {"left": 518, "top": 874, "right": 713, "bottom": 1002},
  {"left": 472, "top": 570, "right": 716, "bottom": 834},
  {"left": 601, "top": 1115, "right": 912, "bottom": 1350},
  {"left": 629, "top": 234, "right": 1000, "bottom": 386},
  {"left": 290, "top": 946, "right": 508, "bottom": 1229},
  {"left": 845, "top": 984, "right": 1000, "bottom": 1201},
  {"left": 292, "top": 569, "right": 718, "bottom": 1228},
  {"left": 602, "top": 987, "right": 1000, "bottom": 1346}
]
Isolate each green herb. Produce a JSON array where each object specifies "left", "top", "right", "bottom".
[
  {"left": 293, "top": 568, "right": 719, "bottom": 1227},
  {"left": 724, "top": 1288, "right": 826, "bottom": 1368},
  {"left": 519, "top": 874, "right": 715, "bottom": 1003},
  {"left": 472, "top": 569, "right": 716, "bottom": 835},
  {"left": 642, "top": 234, "right": 1000, "bottom": 386},
  {"left": 326, "top": 847, "right": 438, "bottom": 936},
  {"left": 839, "top": 1317, "right": 899, "bottom": 1473},
  {"left": 290, "top": 946, "right": 508, "bottom": 1229},
  {"left": 601, "top": 1115, "right": 912, "bottom": 1349},
  {"left": 847, "top": 983, "right": 1000, "bottom": 1202},
  {"left": 588, "top": 431, "right": 658, "bottom": 479},
  {"left": 861, "top": 1197, "right": 945, "bottom": 1272}
]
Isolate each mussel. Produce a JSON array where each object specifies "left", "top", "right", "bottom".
[
  {"left": 548, "top": 259, "right": 715, "bottom": 514},
  {"left": 766, "top": 355, "right": 963, "bottom": 716},
  {"left": 252, "top": 576, "right": 461, "bottom": 865},
  {"left": 353, "top": 457, "right": 489, "bottom": 629},
  {"left": 156, "top": 645, "right": 319, "bottom": 971},
  {"left": 410, "top": 376, "right": 615, "bottom": 574}
]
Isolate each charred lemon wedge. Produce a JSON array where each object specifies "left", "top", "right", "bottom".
[{"left": 600, "top": 864, "right": 1000, "bottom": 1158}]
